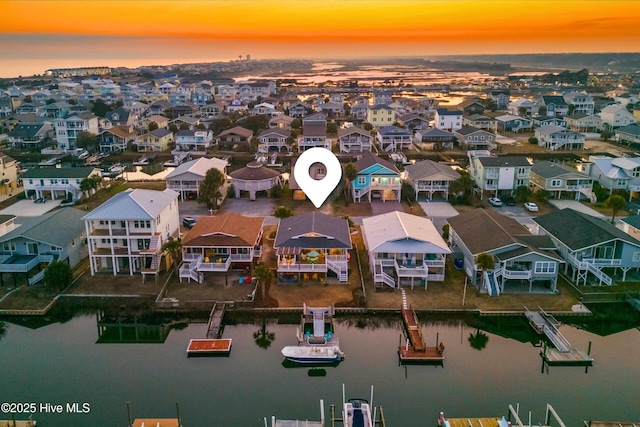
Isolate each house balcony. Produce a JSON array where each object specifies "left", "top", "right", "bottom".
[
  {"left": 89, "top": 228, "right": 128, "bottom": 236},
  {"left": 485, "top": 172, "right": 499, "bottom": 179},
  {"left": 500, "top": 268, "right": 533, "bottom": 280},
  {"left": 516, "top": 172, "right": 530, "bottom": 179},
  {"left": 415, "top": 183, "right": 449, "bottom": 191},
  {"left": 485, "top": 183, "right": 498, "bottom": 190},
  {"left": 197, "top": 256, "right": 232, "bottom": 272},
  {"left": 166, "top": 183, "right": 199, "bottom": 191},
  {"left": 33, "top": 183, "right": 77, "bottom": 192},
  {"left": 0, "top": 254, "right": 55, "bottom": 272},
  {"left": 566, "top": 184, "right": 593, "bottom": 191},
  {"left": 277, "top": 262, "right": 328, "bottom": 273}
]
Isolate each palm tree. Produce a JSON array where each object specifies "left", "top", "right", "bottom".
[
  {"left": 475, "top": 252, "right": 495, "bottom": 292},
  {"left": 162, "top": 239, "right": 182, "bottom": 274},
  {"left": 343, "top": 162, "right": 357, "bottom": 206},
  {"left": 198, "top": 168, "right": 225, "bottom": 210},
  {"left": 253, "top": 318, "right": 275, "bottom": 349},
  {"left": 253, "top": 263, "right": 273, "bottom": 301},
  {"left": 448, "top": 172, "right": 474, "bottom": 204},
  {"left": 468, "top": 329, "right": 489, "bottom": 351},
  {"left": 605, "top": 194, "right": 626, "bottom": 223}
]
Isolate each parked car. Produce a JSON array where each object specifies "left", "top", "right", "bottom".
[
  {"left": 488, "top": 197, "right": 503, "bottom": 207},
  {"left": 501, "top": 195, "right": 516, "bottom": 206},
  {"left": 524, "top": 202, "right": 539, "bottom": 212},
  {"left": 34, "top": 197, "right": 46, "bottom": 203},
  {"left": 182, "top": 217, "right": 197, "bottom": 229}
]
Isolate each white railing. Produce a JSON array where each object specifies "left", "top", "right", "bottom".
[
  {"left": 416, "top": 183, "right": 449, "bottom": 191},
  {"left": 28, "top": 270, "right": 46, "bottom": 285},
  {"left": 375, "top": 272, "right": 396, "bottom": 287},
  {"left": 424, "top": 258, "right": 446, "bottom": 267},
  {"left": 396, "top": 264, "right": 428, "bottom": 277},
  {"left": 166, "top": 183, "right": 199, "bottom": 191},
  {"left": 183, "top": 253, "right": 204, "bottom": 262},
  {"left": 427, "top": 273, "right": 445, "bottom": 281},
  {"left": 0, "top": 254, "right": 54, "bottom": 272},
  {"left": 253, "top": 247, "right": 263, "bottom": 257},
  {"left": 277, "top": 263, "right": 328, "bottom": 272},
  {"left": 230, "top": 253, "right": 252, "bottom": 262},
  {"left": 502, "top": 269, "right": 533, "bottom": 279},
  {"left": 198, "top": 257, "right": 232, "bottom": 271},
  {"left": 582, "top": 258, "right": 622, "bottom": 266},
  {"left": 486, "top": 173, "right": 499, "bottom": 179}
]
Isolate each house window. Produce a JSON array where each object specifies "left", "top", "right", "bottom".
[
  {"left": 137, "top": 239, "right": 150, "bottom": 250},
  {"left": 551, "top": 179, "right": 562, "bottom": 187},
  {"left": 534, "top": 261, "right": 556, "bottom": 274},
  {"left": 26, "top": 242, "right": 38, "bottom": 255},
  {"left": 357, "top": 177, "right": 366, "bottom": 185},
  {"left": 633, "top": 252, "right": 640, "bottom": 262}
]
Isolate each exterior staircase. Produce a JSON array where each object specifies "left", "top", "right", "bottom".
[
  {"left": 179, "top": 254, "right": 204, "bottom": 283},
  {"left": 327, "top": 256, "right": 348, "bottom": 282}
]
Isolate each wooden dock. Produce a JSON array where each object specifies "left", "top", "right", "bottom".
[
  {"left": 398, "top": 304, "right": 444, "bottom": 363},
  {"left": 186, "top": 303, "right": 232, "bottom": 356},
  {"left": 187, "top": 338, "right": 232, "bottom": 355},
  {"left": 206, "top": 302, "right": 226, "bottom": 339},
  {"left": 585, "top": 422, "right": 640, "bottom": 427},
  {"left": 0, "top": 421, "right": 36, "bottom": 427},
  {"left": 525, "top": 308, "right": 593, "bottom": 366}
]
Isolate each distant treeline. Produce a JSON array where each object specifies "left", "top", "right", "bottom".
[{"left": 509, "top": 68, "right": 590, "bottom": 84}]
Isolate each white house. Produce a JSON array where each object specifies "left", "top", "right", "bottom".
[
  {"left": 434, "top": 108, "right": 463, "bottom": 132},
  {"left": 175, "top": 129, "right": 214, "bottom": 152},
  {"left": 404, "top": 159, "right": 461, "bottom": 201},
  {"left": 599, "top": 104, "right": 638, "bottom": 129},
  {"left": 164, "top": 157, "right": 228, "bottom": 200},
  {"left": 338, "top": 126, "right": 372, "bottom": 153},
  {"left": 362, "top": 211, "right": 451, "bottom": 289},
  {"left": 21, "top": 166, "right": 102, "bottom": 201},
  {"left": 535, "top": 125, "right": 585, "bottom": 151},
  {"left": 83, "top": 189, "right": 180, "bottom": 276},
  {"left": 54, "top": 112, "right": 100, "bottom": 150}
]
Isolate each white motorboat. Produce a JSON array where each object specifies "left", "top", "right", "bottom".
[
  {"left": 281, "top": 345, "right": 344, "bottom": 364},
  {"left": 343, "top": 398, "right": 373, "bottom": 427}
]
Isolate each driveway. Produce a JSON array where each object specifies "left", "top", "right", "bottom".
[
  {"left": 418, "top": 200, "right": 459, "bottom": 218},
  {"left": 0, "top": 199, "right": 62, "bottom": 217},
  {"left": 370, "top": 200, "right": 403, "bottom": 215},
  {"left": 548, "top": 200, "right": 605, "bottom": 218}
]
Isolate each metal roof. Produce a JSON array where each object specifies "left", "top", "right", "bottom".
[{"left": 82, "top": 189, "right": 179, "bottom": 220}]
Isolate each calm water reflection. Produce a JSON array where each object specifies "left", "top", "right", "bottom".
[{"left": 1, "top": 311, "right": 640, "bottom": 427}]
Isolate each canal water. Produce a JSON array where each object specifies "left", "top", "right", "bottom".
[{"left": 1, "top": 308, "right": 640, "bottom": 427}]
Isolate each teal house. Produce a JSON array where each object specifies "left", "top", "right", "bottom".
[{"left": 351, "top": 153, "right": 401, "bottom": 203}]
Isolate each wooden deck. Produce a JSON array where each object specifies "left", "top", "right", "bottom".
[
  {"left": 187, "top": 338, "right": 232, "bottom": 355},
  {"left": 444, "top": 418, "right": 504, "bottom": 427},
  {"left": 206, "top": 303, "right": 226, "bottom": 339},
  {"left": 399, "top": 305, "right": 444, "bottom": 363},
  {"left": 543, "top": 345, "right": 593, "bottom": 366}
]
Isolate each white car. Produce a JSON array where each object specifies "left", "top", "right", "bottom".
[
  {"left": 488, "top": 197, "right": 503, "bottom": 207},
  {"left": 524, "top": 202, "right": 539, "bottom": 212}
]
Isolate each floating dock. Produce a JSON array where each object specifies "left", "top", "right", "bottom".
[
  {"left": 186, "top": 303, "right": 231, "bottom": 356},
  {"left": 187, "top": 338, "right": 232, "bottom": 355},
  {"left": 585, "top": 422, "right": 640, "bottom": 427},
  {"left": 398, "top": 302, "right": 444, "bottom": 363},
  {"left": 525, "top": 307, "right": 593, "bottom": 366},
  {"left": 440, "top": 403, "right": 567, "bottom": 427}
]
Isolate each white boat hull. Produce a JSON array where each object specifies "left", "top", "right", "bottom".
[{"left": 281, "top": 345, "right": 344, "bottom": 364}]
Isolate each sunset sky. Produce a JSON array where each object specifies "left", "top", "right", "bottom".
[{"left": 1, "top": 0, "right": 639, "bottom": 77}]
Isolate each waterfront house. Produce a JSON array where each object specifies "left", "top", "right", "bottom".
[
  {"left": 565, "top": 113, "right": 603, "bottom": 132},
  {"left": 217, "top": 126, "right": 253, "bottom": 150},
  {"left": 98, "top": 126, "right": 137, "bottom": 153},
  {"left": 615, "top": 124, "right": 640, "bottom": 145},
  {"left": 164, "top": 157, "right": 228, "bottom": 201},
  {"left": 258, "top": 128, "right": 291, "bottom": 153},
  {"left": 200, "top": 104, "right": 222, "bottom": 119},
  {"left": 179, "top": 213, "right": 264, "bottom": 282},
  {"left": 170, "top": 115, "right": 200, "bottom": 130},
  {"left": 21, "top": 166, "right": 102, "bottom": 201},
  {"left": 83, "top": 189, "right": 180, "bottom": 277},
  {"left": 563, "top": 92, "right": 595, "bottom": 115},
  {"left": 457, "top": 99, "right": 486, "bottom": 115},
  {"left": 535, "top": 95, "right": 569, "bottom": 117},
  {"left": 404, "top": 159, "right": 460, "bottom": 201},
  {"left": 534, "top": 125, "right": 585, "bottom": 151},
  {"left": 434, "top": 108, "right": 463, "bottom": 132},
  {"left": 468, "top": 151, "right": 531, "bottom": 198},
  {"left": 619, "top": 216, "right": 640, "bottom": 240},
  {"left": 373, "top": 90, "right": 393, "bottom": 105},
  {"left": 454, "top": 126, "right": 496, "bottom": 151},
  {"left": 229, "top": 161, "right": 281, "bottom": 200},
  {"left": 137, "top": 115, "right": 169, "bottom": 133},
  {"left": 534, "top": 208, "right": 640, "bottom": 285},
  {"left": 350, "top": 103, "right": 369, "bottom": 121},
  {"left": 274, "top": 212, "right": 351, "bottom": 283},
  {"left": 599, "top": 104, "right": 637, "bottom": 129},
  {"left": 105, "top": 107, "right": 137, "bottom": 128},
  {"left": 8, "top": 122, "right": 52, "bottom": 148},
  {"left": 376, "top": 125, "right": 413, "bottom": 152},
  {"left": 362, "top": 211, "right": 451, "bottom": 289},
  {"left": 463, "top": 114, "right": 497, "bottom": 133},
  {"left": 489, "top": 90, "right": 511, "bottom": 108},
  {"left": 135, "top": 128, "right": 174, "bottom": 152},
  {"left": 366, "top": 104, "right": 396, "bottom": 128},
  {"left": 415, "top": 128, "right": 456, "bottom": 150},
  {"left": 288, "top": 102, "right": 310, "bottom": 118},
  {"left": 448, "top": 208, "right": 562, "bottom": 295},
  {"left": 0, "top": 153, "right": 18, "bottom": 196},
  {"left": 298, "top": 113, "right": 330, "bottom": 152},
  {"left": 269, "top": 114, "right": 294, "bottom": 130},
  {"left": 175, "top": 129, "right": 214, "bottom": 153},
  {"left": 495, "top": 114, "right": 533, "bottom": 133},
  {"left": 320, "top": 102, "right": 344, "bottom": 118},
  {"left": 351, "top": 153, "right": 401, "bottom": 203},
  {"left": 252, "top": 102, "right": 277, "bottom": 116},
  {"left": 581, "top": 155, "right": 640, "bottom": 198},
  {"left": 338, "top": 126, "right": 373, "bottom": 153},
  {"left": 397, "top": 113, "right": 429, "bottom": 131},
  {"left": 507, "top": 99, "right": 536, "bottom": 117},
  {"left": 54, "top": 112, "right": 100, "bottom": 150},
  {"left": 530, "top": 161, "right": 595, "bottom": 202},
  {"left": 0, "top": 208, "right": 88, "bottom": 286}
]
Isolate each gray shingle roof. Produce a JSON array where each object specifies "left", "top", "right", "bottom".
[
  {"left": 531, "top": 161, "right": 588, "bottom": 179},
  {"left": 477, "top": 156, "right": 531, "bottom": 167},
  {"left": 405, "top": 159, "right": 460, "bottom": 181},
  {"left": 0, "top": 208, "right": 86, "bottom": 246},
  {"left": 534, "top": 208, "right": 640, "bottom": 250},
  {"left": 21, "top": 167, "right": 100, "bottom": 179},
  {"left": 275, "top": 212, "right": 351, "bottom": 250}
]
